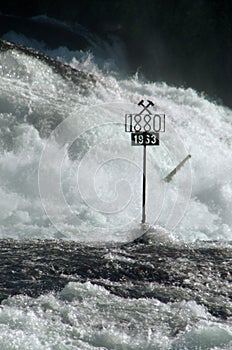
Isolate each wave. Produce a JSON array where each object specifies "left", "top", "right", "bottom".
[
  {"left": 0, "top": 238, "right": 232, "bottom": 319},
  {"left": 0, "top": 35, "right": 231, "bottom": 243},
  {"left": 0, "top": 28, "right": 232, "bottom": 350}
]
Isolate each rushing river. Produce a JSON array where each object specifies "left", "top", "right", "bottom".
[{"left": 0, "top": 16, "right": 232, "bottom": 349}]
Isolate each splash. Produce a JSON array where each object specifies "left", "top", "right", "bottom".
[{"left": 0, "top": 33, "right": 231, "bottom": 242}]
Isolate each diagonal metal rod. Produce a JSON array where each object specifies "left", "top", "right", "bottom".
[{"left": 163, "top": 154, "right": 191, "bottom": 183}]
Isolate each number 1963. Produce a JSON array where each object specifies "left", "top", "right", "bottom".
[{"left": 131, "top": 132, "right": 159, "bottom": 146}]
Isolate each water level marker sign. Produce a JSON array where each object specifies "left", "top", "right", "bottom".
[{"left": 124, "top": 100, "right": 166, "bottom": 224}]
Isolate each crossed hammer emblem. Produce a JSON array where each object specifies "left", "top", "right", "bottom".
[{"left": 138, "top": 99, "right": 155, "bottom": 114}]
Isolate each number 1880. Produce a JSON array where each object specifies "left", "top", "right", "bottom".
[{"left": 125, "top": 114, "right": 165, "bottom": 133}]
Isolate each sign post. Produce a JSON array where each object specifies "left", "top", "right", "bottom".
[
  {"left": 142, "top": 141, "right": 146, "bottom": 224},
  {"left": 125, "top": 100, "right": 165, "bottom": 225}
]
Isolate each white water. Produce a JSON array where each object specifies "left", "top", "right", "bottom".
[
  {"left": 0, "top": 26, "right": 232, "bottom": 350},
  {"left": 1, "top": 281, "right": 232, "bottom": 350},
  {"left": 0, "top": 30, "right": 231, "bottom": 242}
]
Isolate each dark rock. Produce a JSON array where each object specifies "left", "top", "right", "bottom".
[
  {"left": 0, "top": 38, "right": 97, "bottom": 89},
  {"left": 1, "top": 1, "right": 232, "bottom": 106}
]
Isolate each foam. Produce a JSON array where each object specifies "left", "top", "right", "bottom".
[
  {"left": 0, "top": 32, "right": 231, "bottom": 242},
  {"left": 0, "top": 282, "right": 231, "bottom": 349}
]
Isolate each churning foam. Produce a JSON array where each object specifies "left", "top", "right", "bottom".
[{"left": 0, "top": 32, "right": 231, "bottom": 242}]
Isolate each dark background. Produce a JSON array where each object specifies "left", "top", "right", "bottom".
[{"left": 1, "top": 0, "right": 232, "bottom": 107}]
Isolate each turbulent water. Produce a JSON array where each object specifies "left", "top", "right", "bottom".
[{"left": 0, "top": 16, "right": 232, "bottom": 349}]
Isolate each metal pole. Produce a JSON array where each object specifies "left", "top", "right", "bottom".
[
  {"left": 163, "top": 154, "right": 191, "bottom": 183},
  {"left": 142, "top": 142, "right": 146, "bottom": 224}
]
